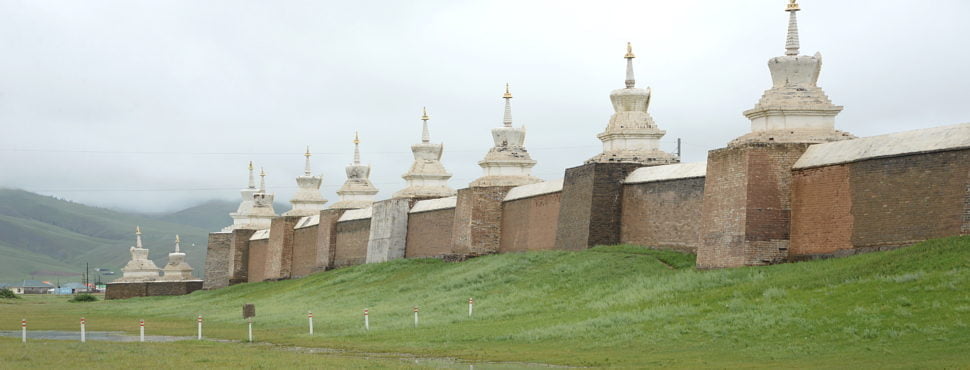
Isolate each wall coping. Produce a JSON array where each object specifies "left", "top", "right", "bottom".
[
  {"left": 338, "top": 207, "right": 373, "bottom": 222},
  {"left": 624, "top": 162, "right": 707, "bottom": 184},
  {"left": 409, "top": 196, "right": 457, "bottom": 214},
  {"left": 504, "top": 179, "right": 564, "bottom": 201},
  {"left": 294, "top": 215, "right": 319, "bottom": 229},
  {"left": 249, "top": 229, "right": 270, "bottom": 241},
  {"left": 794, "top": 123, "right": 970, "bottom": 169}
]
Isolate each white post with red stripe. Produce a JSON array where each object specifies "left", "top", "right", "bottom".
[
  {"left": 197, "top": 315, "right": 203, "bottom": 340},
  {"left": 80, "top": 317, "right": 86, "bottom": 343},
  {"left": 413, "top": 306, "right": 419, "bottom": 327},
  {"left": 21, "top": 318, "right": 26, "bottom": 343},
  {"left": 139, "top": 319, "right": 145, "bottom": 342},
  {"left": 468, "top": 298, "right": 474, "bottom": 317},
  {"left": 363, "top": 309, "right": 369, "bottom": 331},
  {"left": 308, "top": 311, "right": 314, "bottom": 335}
]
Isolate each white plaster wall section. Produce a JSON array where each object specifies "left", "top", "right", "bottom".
[
  {"left": 624, "top": 162, "right": 707, "bottom": 184},
  {"left": 365, "top": 199, "right": 411, "bottom": 263},
  {"left": 249, "top": 229, "right": 271, "bottom": 241},
  {"left": 294, "top": 215, "right": 320, "bottom": 230},
  {"left": 504, "top": 179, "right": 565, "bottom": 202},
  {"left": 409, "top": 196, "right": 457, "bottom": 214},
  {"left": 794, "top": 123, "right": 970, "bottom": 169},
  {"left": 338, "top": 207, "right": 373, "bottom": 222}
]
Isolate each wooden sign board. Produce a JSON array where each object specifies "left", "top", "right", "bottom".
[{"left": 242, "top": 303, "right": 256, "bottom": 319}]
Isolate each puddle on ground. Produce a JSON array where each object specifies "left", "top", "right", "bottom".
[{"left": 0, "top": 331, "right": 565, "bottom": 368}]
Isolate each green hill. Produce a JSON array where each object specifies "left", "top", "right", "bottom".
[
  {"left": 0, "top": 189, "right": 215, "bottom": 282},
  {"left": 3, "top": 237, "right": 967, "bottom": 367}
]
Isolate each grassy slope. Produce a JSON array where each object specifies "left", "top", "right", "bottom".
[
  {"left": 0, "top": 189, "right": 212, "bottom": 281},
  {"left": 1, "top": 237, "right": 968, "bottom": 367}
]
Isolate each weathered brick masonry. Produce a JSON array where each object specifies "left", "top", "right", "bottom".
[
  {"left": 698, "top": 143, "right": 810, "bottom": 268},
  {"left": 106, "top": 281, "right": 203, "bottom": 300},
  {"left": 555, "top": 162, "right": 642, "bottom": 250},
  {"left": 262, "top": 216, "right": 301, "bottom": 280},
  {"left": 406, "top": 207, "right": 456, "bottom": 258},
  {"left": 229, "top": 228, "right": 256, "bottom": 285},
  {"left": 290, "top": 223, "right": 319, "bottom": 278},
  {"left": 621, "top": 177, "right": 705, "bottom": 253},
  {"left": 246, "top": 237, "right": 269, "bottom": 282},
  {"left": 500, "top": 191, "right": 561, "bottom": 252},
  {"left": 451, "top": 186, "right": 514, "bottom": 255},
  {"left": 333, "top": 218, "right": 371, "bottom": 268},
  {"left": 314, "top": 209, "right": 344, "bottom": 272},
  {"left": 202, "top": 232, "right": 231, "bottom": 289},
  {"left": 791, "top": 149, "right": 970, "bottom": 258}
]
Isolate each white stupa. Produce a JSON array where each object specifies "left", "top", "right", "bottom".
[
  {"left": 161, "top": 235, "right": 196, "bottom": 281},
  {"left": 330, "top": 132, "right": 379, "bottom": 209},
  {"left": 284, "top": 147, "right": 328, "bottom": 216},
  {"left": 732, "top": 0, "right": 854, "bottom": 146},
  {"left": 117, "top": 226, "right": 161, "bottom": 283},
  {"left": 470, "top": 84, "right": 542, "bottom": 187},
  {"left": 587, "top": 43, "right": 679, "bottom": 165},
  {"left": 393, "top": 108, "right": 456, "bottom": 199},
  {"left": 226, "top": 163, "right": 277, "bottom": 231}
]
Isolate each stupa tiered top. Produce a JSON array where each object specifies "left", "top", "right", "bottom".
[
  {"left": 227, "top": 162, "right": 277, "bottom": 230},
  {"left": 161, "top": 235, "right": 197, "bottom": 281},
  {"left": 330, "top": 132, "right": 380, "bottom": 209},
  {"left": 733, "top": 0, "right": 854, "bottom": 146},
  {"left": 117, "top": 226, "right": 161, "bottom": 282},
  {"left": 393, "top": 108, "right": 456, "bottom": 199},
  {"left": 284, "top": 147, "right": 328, "bottom": 216},
  {"left": 587, "top": 43, "right": 678, "bottom": 165},
  {"left": 470, "top": 84, "right": 541, "bottom": 187}
]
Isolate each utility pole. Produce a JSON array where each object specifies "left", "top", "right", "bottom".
[{"left": 677, "top": 138, "right": 682, "bottom": 160}]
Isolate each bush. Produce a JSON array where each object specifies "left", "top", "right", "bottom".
[
  {"left": 0, "top": 288, "right": 19, "bottom": 299},
  {"left": 69, "top": 293, "right": 98, "bottom": 302}
]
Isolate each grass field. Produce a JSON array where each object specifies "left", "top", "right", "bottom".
[{"left": 1, "top": 236, "right": 969, "bottom": 368}]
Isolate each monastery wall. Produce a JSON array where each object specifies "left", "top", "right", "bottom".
[
  {"left": 333, "top": 208, "right": 372, "bottom": 268},
  {"left": 290, "top": 216, "right": 320, "bottom": 277},
  {"left": 315, "top": 209, "right": 344, "bottom": 271},
  {"left": 246, "top": 230, "right": 270, "bottom": 282},
  {"left": 228, "top": 228, "right": 256, "bottom": 285},
  {"left": 790, "top": 124, "right": 970, "bottom": 258},
  {"left": 499, "top": 180, "right": 563, "bottom": 253},
  {"left": 263, "top": 216, "right": 300, "bottom": 280},
  {"left": 406, "top": 197, "right": 457, "bottom": 258},
  {"left": 202, "top": 232, "right": 231, "bottom": 289},
  {"left": 621, "top": 163, "right": 707, "bottom": 253}
]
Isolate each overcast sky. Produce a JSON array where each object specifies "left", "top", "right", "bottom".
[{"left": 0, "top": 0, "right": 967, "bottom": 214}]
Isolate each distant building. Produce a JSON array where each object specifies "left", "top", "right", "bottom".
[{"left": 6, "top": 280, "right": 55, "bottom": 294}]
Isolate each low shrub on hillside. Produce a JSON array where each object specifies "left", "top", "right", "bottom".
[
  {"left": 68, "top": 293, "right": 98, "bottom": 303},
  {"left": 0, "top": 288, "right": 18, "bottom": 299}
]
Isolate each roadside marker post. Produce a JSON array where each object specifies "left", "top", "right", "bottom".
[
  {"left": 364, "top": 309, "right": 369, "bottom": 331},
  {"left": 139, "top": 319, "right": 145, "bottom": 342},
  {"left": 468, "top": 298, "right": 474, "bottom": 317},
  {"left": 21, "top": 319, "right": 26, "bottom": 343},
  {"left": 247, "top": 317, "right": 253, "bottom": 343},
  {"left": 308, "top": 311, "right": 314, "bottom": 335},
  {"left": 80, "top": 317, "right": 86, "bottom": 343},
  {"left": 413, "top": 306, "right": 419, "bottom": 327},
  {"left": 197, "top": 315, "right": 203, "bottom": 340}
]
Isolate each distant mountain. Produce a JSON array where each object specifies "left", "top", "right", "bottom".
[{"left": 0, "top": 189, "right": 213, "bottom": 283}]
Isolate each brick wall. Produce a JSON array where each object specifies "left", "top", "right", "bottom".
[
  {"left": 263, "top": 216, "right": 300, "bottom": 280},
  {"left": 334, "top": 219, "right": 371, "bottom": 268},
  {"left": 451, "top": 186, "right": 514, "bottom": 255},
  {"left": 500, "top": 191, "right": 561, "bottom": 252},
  {"left": 790, "top": 164, "right": 854, "bottom": 256},
  {"left": 698, "top": 143, "right": 810, "bottom": 268},
  {"left": 229, "top": 229, "right": 256, "bottom": 285},
  {"left": 247, "top": 238, "right": 269, "bottom": 282},
  {"left": 621, "top": 177, "right": 705, "bottom": 253},
  {"left": 202, "top": 232, "right": 232, "bottom": 289},
  {"left": 555, "top": 162, "right": 642, "bottom": 250},
  {"left": 290, "top": 224, "right": 319, "bottom": 278},
  {"left": 406, "top": 208, "right": 456, "bottom": 258},
  {"left": 106, "top": 281, "right": 203, "bottom": 300},
  {"left": 316, "top": 209, "right": 344, "bottom": 271}
]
